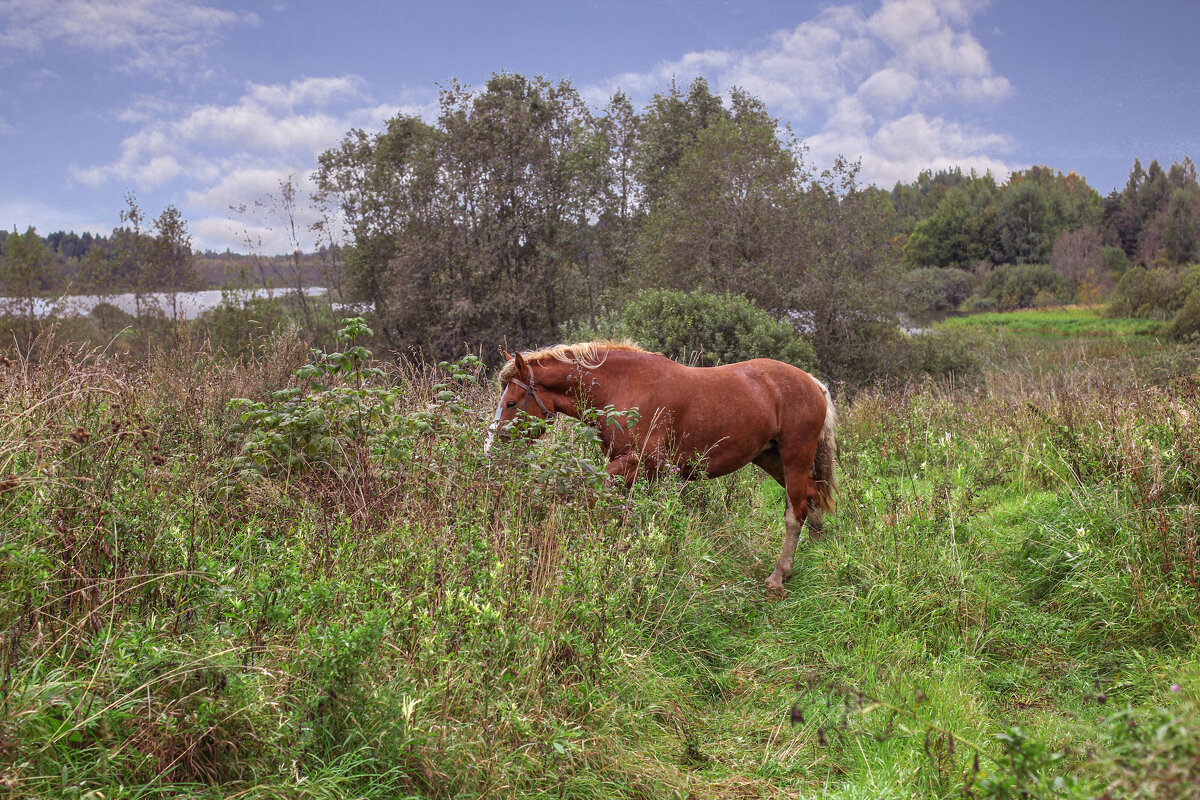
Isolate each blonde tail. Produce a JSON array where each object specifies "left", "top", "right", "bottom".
[{"left": 811, "top": 380, "right": 838, "bottom": 513}]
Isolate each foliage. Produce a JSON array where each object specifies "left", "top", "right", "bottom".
[
  {"left": 200, "top": 291, "right": 339, "bottom": 359},
  {"left": 564, "top": 288, "right": 816, "bottom": 370},
  {"left": 1097, "top": 690, "right": 1200, "bottom": 799},
  {"left": 901, "top": 181, "right": 1000, "bottom": 269},
  {"left": 899, "top": 267, "right": 973, "bottom": 311},
  {"left": 975, "top": 262, "right": 1074, "bottom": 310},
  {"left": 1050, "top": 226, "right": 1112, "bottom": 303},
  {"left": 904, "top": 325, "right": 993, "bottom": 379},
  {"left": 315, "top": 73, "right": 605, "bottom": 359},
  {"left": 1163, "top": 284, "right": 1200, "bottom": 342},
  {"left": 1106, "top": 265, "right": 1195, "bottom": 319},
  {"left": 0, "top": 225, "right": 53, "bottom": 321}
]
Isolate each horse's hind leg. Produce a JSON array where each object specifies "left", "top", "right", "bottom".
[
  {"left": 803, "top": 484, "right": 825, "bottom": 541},
  {"left": 765, "top": 443, "right": 819, "bottom": 592}
]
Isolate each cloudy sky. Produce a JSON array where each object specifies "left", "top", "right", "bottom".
[{"left": 2, "top": 0, "right": 1199, "bottom": 252}]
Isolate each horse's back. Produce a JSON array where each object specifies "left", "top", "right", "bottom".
[{"left": 631, "top": 357, "right": 826, "bottom": 475}]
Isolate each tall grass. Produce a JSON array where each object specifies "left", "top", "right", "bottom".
[{"left": 1, "top": 323, "right": 1197, "bottom": 798}]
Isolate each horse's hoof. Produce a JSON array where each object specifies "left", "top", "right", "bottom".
[{"left": 765, "top": 579, "right": 787, "bottom": 598}]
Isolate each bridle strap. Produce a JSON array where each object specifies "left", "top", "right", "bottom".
[{"left": 509, "top": 366, "right": 554, "bottom": 420}]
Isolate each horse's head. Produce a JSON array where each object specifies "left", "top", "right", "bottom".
[{"left": 484, "top": 350, "right": 557, "bottom": 453}]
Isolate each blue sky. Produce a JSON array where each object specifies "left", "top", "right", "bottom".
[{"left": 2, "top": 0, "right": 1199, "bottom": 253}]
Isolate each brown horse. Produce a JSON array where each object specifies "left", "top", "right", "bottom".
[{"left": 484, "top": 341, "right": 837, "bottom": 590}]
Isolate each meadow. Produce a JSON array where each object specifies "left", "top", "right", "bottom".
[
  {"left": 0, "top": 316, "right": 1197, "bottom": 799},
  {"left": 938, "top": 306, "right": 1164, "bottom": 339}
]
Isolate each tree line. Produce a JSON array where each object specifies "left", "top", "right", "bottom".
[
  {"left": 6, "top": 72, "right": 1199, "bottom": 374},
  {"left": 312, "top": 74, "right": 897, "bottom": 379}
]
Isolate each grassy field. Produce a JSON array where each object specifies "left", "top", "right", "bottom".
[
  {"left": 937, "top": 306, "right": 1163, "bottom": 339},
  {"left": 1, "top": 319, "right": 1198, "bottom": 799}
]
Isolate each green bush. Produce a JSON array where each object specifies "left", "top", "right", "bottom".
[
  {"left": 976, "top": 263, "right": 1074, "bottom": 310},
  {"left": 907, "top": 326, "right": 992, "bottom": 379},
  {"left": 1164, "top": 289, "right": 1200, "bottom": 342},
  {"left": 563, "top": 289, "right": 817, "bottom": 370},
  {"left": 1106, "top": 266, "right": 1194, "bottom": 320},
  {"left": 900, "top": 268, "right": 973, "bottom": 312}
]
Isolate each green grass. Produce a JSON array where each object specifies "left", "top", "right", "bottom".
[
  {"left": 936, "top": 306, "right": 1163, "bottom": 338},
  {"left": 1, "top": 326, "right": 1198, "bottom": 798}
]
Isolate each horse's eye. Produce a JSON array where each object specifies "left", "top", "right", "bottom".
[{"left": 506, "top": 401, "right": 517, "bottom": 408}]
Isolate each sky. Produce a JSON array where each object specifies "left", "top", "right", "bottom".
[{"left": 2, "top": 0, "right": 1199, "bottom": 254}]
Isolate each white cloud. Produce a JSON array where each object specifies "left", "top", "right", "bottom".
[
  {"left": 0, "top": 0, "right": 257, "bottom": 75},
  {"left": 586, "top": 0, "right": 1014, "bottom": 187},
  {"left": 73, "top": 76, "right": 399, "bottom": 190},
  {"left": 71, "top": 75, "right": 416, "bottom": 250},
  {"left": 812, "top": 112, "right": 1013, "bottom": 186}
]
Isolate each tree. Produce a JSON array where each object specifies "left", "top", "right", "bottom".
[
  {"left": 891, "top": 167, "right": 987, "bottom": 236},
  {"left": 1162, "top": 185, "right": 1200, "bottom": 265},
  {"left": 901, "top": 182, "right": 1000, "bottom": 269},
  {"left": 315, "top": 72, "right": 604, "bottom": 359},
  {"left": 0, "top": 226, "right": 52, "bottom": 322},
  {"left": 115, "top": 195, "right": 154, "bottom": 319},
  {"left": 997, "top": 180, "right": 1047, "bottom": 263},
  {"left": 636, "top": 100, "right": 803, "bottom": 307},
  {"left": 588, "top": 91, "right": 641, "bottom": 300},
  {"left": 1050, "top": 226, "right": 1109, "bottom": 302},
  {"left": 314, "top": 114, "right": 440, "bottom": 339},
  {"left": 150, "top": 205, "right": 199, "bottom": 323},
  {"left": 634, "top": 77, "right": 728, "bottom": 212}
]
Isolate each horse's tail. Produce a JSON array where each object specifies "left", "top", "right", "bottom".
[{"left": 811, "top": 378, "right": 838, "bottom": 514}]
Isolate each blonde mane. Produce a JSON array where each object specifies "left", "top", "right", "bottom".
[{"left": 499, "top": 339, "right": 647, "bottom": 382}]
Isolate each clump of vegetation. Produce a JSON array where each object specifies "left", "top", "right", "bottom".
[
  {"left": 899, "top": 267, "right": 974, "bottom": 312},
  {"left": 971, "top": 262, "right": 1075, "bottom": 310},
  {"left": 1107, "top": 266, "right": 1193, "bottom": 319},
  {"left": 563, "top": 288, "right": 817, "bottom": 370}
]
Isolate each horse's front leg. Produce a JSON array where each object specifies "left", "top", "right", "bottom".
[{"left": 605, "top": 453, "right": 641, "bottom": 487}]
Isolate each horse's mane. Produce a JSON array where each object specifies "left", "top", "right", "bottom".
[{"left": 499, "top": 339, "right": 648, "bottom": 382}]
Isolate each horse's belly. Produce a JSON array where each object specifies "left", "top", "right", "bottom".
[{"left": 680, "top": 435, "right": 770, "bottom": 479}]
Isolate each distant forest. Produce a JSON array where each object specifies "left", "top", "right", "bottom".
[
  {"left": 4, "top": 74, "right": 1199, "bottom": 375},
  {"left": 0, "top": 224, "right": 333, "bottom": 295}
]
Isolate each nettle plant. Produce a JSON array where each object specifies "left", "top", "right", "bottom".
[
  {"left": 511, "top": 403, "right": 641, "bottom": 503},
  {"left": 228, "top": 317, "right": 482, "bottom": 481}
]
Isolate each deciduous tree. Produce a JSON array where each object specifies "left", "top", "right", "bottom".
[{"left": 0, "top": 226, "right": 52, "bottom": 322}]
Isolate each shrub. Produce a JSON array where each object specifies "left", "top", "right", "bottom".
[
  {"left": 977, "top": 263, "right": 1074, "bottom": 310},
  {"left": 907, "top": 326, "right": 992, "bottom": 379},
  {"left": 1106, "top": 266, "right": 1189, "bottom": 319},
  {"left": 1164, "top": 289, "right": 1200, "bottom": 341},
  {"left": 899, "top": 268, "right": 973, "bottom": 312},
  {"left": 562, "top": 289, "right": 817, "bottom": 370}
]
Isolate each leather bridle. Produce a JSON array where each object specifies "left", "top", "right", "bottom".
[{"left": 508, "top": 366, "right": 555, "bottom": 420}]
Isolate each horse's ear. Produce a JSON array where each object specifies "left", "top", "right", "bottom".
[
  {"left": 513, "top": 351, "right": 528, "bottom": 373},
  {"left": 502, "top": 349, "right": 511, "bottom": 361}
]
